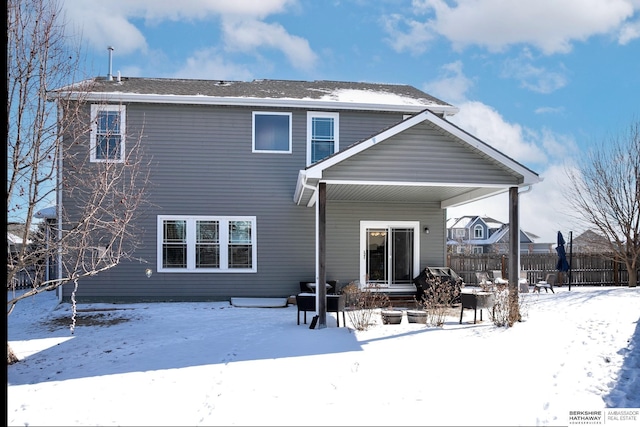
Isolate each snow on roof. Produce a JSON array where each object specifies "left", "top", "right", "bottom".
[
  {"left": 316, "top": 88, "right": 432, "bottom": 106},
  {"left": 7, "top": 232, "right": 24, "bottom": 244},
  {"left": 35, "top": 206, "right": 56, "bottom": 219},
  {"left": 449, "top": 217, "right": 473, "bottom": 228}
]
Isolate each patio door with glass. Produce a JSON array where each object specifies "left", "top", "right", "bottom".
[{"left": 360, "top": 221, "right": 419, "bottom": 288}]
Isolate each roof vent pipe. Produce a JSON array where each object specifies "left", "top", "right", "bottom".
[{"left": 107, "top": 46, "right": 114, "bottom": 81}]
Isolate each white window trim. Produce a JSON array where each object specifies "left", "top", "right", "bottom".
[
  {"left": 90, "top": 104, "right": 126, "bottom": 163},
  {"left": 306, "top": 111, "right": 339, "bottom": 166},
  {"left": 252, "top": 111, "right": 292, "bottom": 153},
  {"left": 473, "top": 224, "right": 484, "bottom": 239},
  {"left": 454, "top": 228, "right": 465, "bottom": 237},
  {"left": 359, "top": 220, "right": 420, "bottom": 286},
  {"left": 157, "top": 215, "right": 257, "bottom": 273}
]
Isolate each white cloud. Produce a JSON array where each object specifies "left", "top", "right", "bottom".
[
  {"left": 404, "top": 0, "right": 638, "bottom": 54},
  {"left": 535, "top": 106, "right": 565, "bottom": 115},
  {"left": 618, "top": 17, "right": 640, "bottom": 44},
  {"left": 501, "top": 54, "right": 568, "bottom": 94},
  {"left": 221, "top": 19, "right": 318, "bottom": 71},
  {"left": 63, "top": 1, "right": 148, "bottom": 55},
  {"left": 61, "top": 0, "right": 308, "bottom": 66},
  {"left": 381, "top": 14, "right": 435, "bottom": 55},
  {"left": 173, "top": 48, "right": 255, "bottom": 80},
  {"left": 423, "top": 60, "right": 474, "bottom": 104},
  {"left": 448, "top": 101, "right": 548, "bottom": 165}
]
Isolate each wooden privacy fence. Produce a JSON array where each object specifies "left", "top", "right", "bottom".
[
  {"left": 447, "top": 253, "right": 636, "bottom": 287},
  {"left": 7, "top": 268, "right": 35, "bottom": 290}
]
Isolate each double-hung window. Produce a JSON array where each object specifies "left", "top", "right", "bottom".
[
  {"left": 473, "top": 225, "right": 484, "bottom": 239},
  {"left": 158, "top": 216, "right": 256, "bottom": 272},
  {"left": 253, "top": 112, "right": 292, "bottom": 153},
  {"left": 307, "top": 112, "right": 339, "bottom": 165},
  {"left": 90, "top": 104, "right": 125, "bottom": 162}
]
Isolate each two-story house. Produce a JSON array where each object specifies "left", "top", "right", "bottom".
[
  {"left": 447, "top": 215, "right": 552, "bottom": 254},
  {"left": 48, "top": 77, "right": 541, "bottom": 302}
]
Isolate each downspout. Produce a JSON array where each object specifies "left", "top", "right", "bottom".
[
  {"left": 518, "top": 185, "right": 533, "bottom": 195},
  {"left": 515, "top": 185, "right": 533, "bottom": 285},
  {"left": 297, "top": 172, "right": 322, "bottom": 321},
  {"left": 296, "top": 173, "right": 318, "bottom": 206}
]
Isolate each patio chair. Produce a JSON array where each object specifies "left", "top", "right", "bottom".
[
  {"left": 492, "top": 270, "right": 508, "bottom": 288},
  {"left": 295, "top": 293, "right": 346, "bottom": 327},
  {"left": 533, "top": 273, "right": 556, "bottom": 293},
  {"left": 475, "top": 272, "right": 493, "bottom": 290}
]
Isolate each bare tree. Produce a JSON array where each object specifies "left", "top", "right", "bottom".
[
  {"left": 564, "top": 120, "right": 640, "bottom": 288},
  {"left": 7, "top": 0, "right": 150, "bottom": 364}
]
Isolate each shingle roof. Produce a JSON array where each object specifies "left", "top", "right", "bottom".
[{"left": 63, "top": 77, "right": 455, "bottom": 111}]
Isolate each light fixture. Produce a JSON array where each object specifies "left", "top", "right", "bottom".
[
  {"left": 145, "top": 268, "right": 153, "bottom": 278},
  {"left": 424, "top": 227, "right": 430, "bottom": 234}
]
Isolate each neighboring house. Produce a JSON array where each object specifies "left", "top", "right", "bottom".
[
  {"left": 49, "top": 77, "right": 541, "bottom": 302},
  {"left": 7, "top": 222, "right": 30, "bottom": 257},
  {"left": 7, "top": 223, "right": 34, "bottom": 288},
  {"left": 447, "top": 215, "right": 552, "bottom": 254},
  {"left": 571, "top": 229, "right": 610, "bottom": 253}
]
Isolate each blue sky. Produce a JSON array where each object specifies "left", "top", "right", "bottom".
[{"left": 62, "top": 0, "right": 640, "bottom": 243}]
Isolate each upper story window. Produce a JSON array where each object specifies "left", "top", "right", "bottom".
[
  {"left": 253, "top": 112, "right": 292, "bottom": 153},
  {"left": 473, "top": 225, "right": 484, "bottom": 239},
  {"left": 307, "top": 112, "right": 339, "bottom": 165},
  {"left": 454, "top": 228, "right": 465, "bottom": 238},
  {"left": 158, "top": 215, "right": 257, "bottom": 273},
  {"left": 90, "top": 104, "right": 125, "bottom": 162}
]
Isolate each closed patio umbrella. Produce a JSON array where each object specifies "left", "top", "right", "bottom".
[
  {"left": 556, "top": 231, "right": 570, "bottom": 271},
  {"left": 556, "top": 231, "right": 570, "bottom": 287}
]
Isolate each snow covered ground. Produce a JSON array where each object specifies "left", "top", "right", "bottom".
[{"left": 7, "top": 286, "right": 640, "bottom": 426}]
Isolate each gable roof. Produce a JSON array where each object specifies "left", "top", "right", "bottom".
[
  {"left": 295, "top": 109, "right": 541, "bottom": 208},
  {"left": 51, "top": 77, "right": 460, "bottom": 115}
]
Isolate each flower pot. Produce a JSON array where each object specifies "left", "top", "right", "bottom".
[
  {"left": 381, "top": 310, "right": 403, "bottom": 324},
  {"left": 406, "top": 310, "right": 427, "bottom": 324}
]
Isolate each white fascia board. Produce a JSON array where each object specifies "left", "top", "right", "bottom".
[
  {"left": 441, "top": 187, "right": 510, "bottom": 208},
  {"left": 58, "top": 91, "right": 460, "bottom": 115},
  {"left": 321, "top": 179, "right": 512, "bottom": 188}
]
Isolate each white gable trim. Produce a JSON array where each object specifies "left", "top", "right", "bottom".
[{"left": 305, "top": 109, "right": 540, "bottom": 185}]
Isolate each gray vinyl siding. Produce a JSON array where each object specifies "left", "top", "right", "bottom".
[
  {"left": 324, "top": 121, "right": 521, "bottom": 185},
  {"left": 325, "top": 201, "right": 446, "bottom": 287},
  {"left": 60, "top": 104, "right": 416, "bottom": 302}
]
